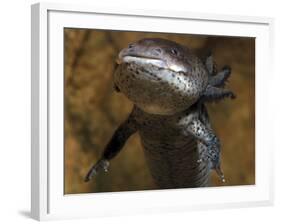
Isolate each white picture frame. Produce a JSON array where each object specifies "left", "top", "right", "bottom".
[{"left": 31, "top": 2, "right": 274, "bottom": 221}]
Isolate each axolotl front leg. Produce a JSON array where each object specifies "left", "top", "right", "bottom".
[
  {"left": 179, "top": 110, "right": 225, "bottom": 182},
  {"left": 84, "top": 111, "right": 137, "bottom": 182}
]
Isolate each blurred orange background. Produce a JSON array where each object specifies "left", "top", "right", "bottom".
[{"left": 64, "top": 29, "right": 255, "bottom": 194}]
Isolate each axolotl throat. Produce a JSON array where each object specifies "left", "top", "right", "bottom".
[{"left": 85, "top": 38, "right": 235, "bottom": 188}]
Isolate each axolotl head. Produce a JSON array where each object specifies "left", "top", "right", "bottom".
[{"left": 114, "top": 38, "right": 209, "bottom": 115}]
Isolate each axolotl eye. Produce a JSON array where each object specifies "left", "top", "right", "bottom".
[
  {"left": 153, "top": 48, "right": 162, "bottom": 56},
  {"left": 171, "top": 49, "right": 179, "bottom": 55},
  {"left": 154, "top": 48, "right": 162, "bottom": 53}
]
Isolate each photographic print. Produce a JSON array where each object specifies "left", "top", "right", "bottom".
[{"left": 64, "top": 29, "right": 255, "bottom": 194}]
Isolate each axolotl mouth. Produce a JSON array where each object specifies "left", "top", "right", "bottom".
[{"left": 116, "top": 55, "right": 186, "bottom": 74}]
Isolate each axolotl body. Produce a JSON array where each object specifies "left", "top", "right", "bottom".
[{"left": 85, "top": 38, "right": 235, "bottom": 188}]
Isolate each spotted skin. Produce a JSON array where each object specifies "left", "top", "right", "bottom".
[
  {"left": 114, "top": 62, "right": 207, "bottom": 115},
  {"left": 85, "top": 38, "right": 235, "bottom": 187}
]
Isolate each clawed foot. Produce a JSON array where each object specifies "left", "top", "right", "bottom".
[
  {"left": 215, "top": 165, "right": 225, "bottom": 183},
  {"left": 197, "top": 141, "right": 225, "bottom": 183},
  {"left": 84, "top": 159, "right": 110, "bottom": 182},
  {"left": 197, "top": 157, "right": 225, "bottom": 183}
]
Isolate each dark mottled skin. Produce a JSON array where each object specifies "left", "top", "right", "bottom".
[{"left": 85, "top": 38, "right": 235, "bottom": 188}]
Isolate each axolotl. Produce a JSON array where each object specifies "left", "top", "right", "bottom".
[{"left": 85, "top": 38, "right": 235, "bottom": 188}]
